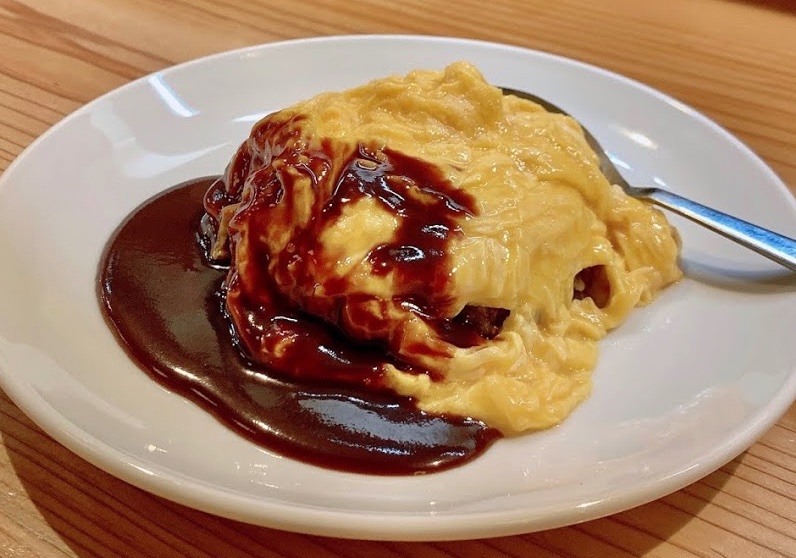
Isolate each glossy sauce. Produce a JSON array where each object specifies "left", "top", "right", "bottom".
[
  {"left": 205, "top": 112, "right": 514, "bottom": 377},
  {"left": 98, "top": 178, "right": 500, "bottom": 475}
]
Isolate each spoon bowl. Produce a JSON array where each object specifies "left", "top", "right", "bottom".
[{"left": 502, "top": 87, "right": 796, "bottom": 272}]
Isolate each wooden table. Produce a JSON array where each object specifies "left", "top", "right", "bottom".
[{"left": 1, "top": 0, "right": 795, "bottom": 556}]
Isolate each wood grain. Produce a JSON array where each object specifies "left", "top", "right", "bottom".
[{"left": 1, "top": 0, "right": 795, "bottom": 556}]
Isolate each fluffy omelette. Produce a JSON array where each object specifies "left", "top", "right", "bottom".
[{"left": 205, "top": 62, "right": 682, "bottom": 435}]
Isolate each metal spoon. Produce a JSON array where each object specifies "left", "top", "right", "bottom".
[{"left": 502, "top": 87, "right": 796, "bottom": 272}]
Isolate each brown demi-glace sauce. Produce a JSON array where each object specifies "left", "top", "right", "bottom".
[
  {"left": 98, "top": 104, "right": 526, "bottom": 474},
  {"left": 98, "top": 173, "right": 503, "bottom": 475},
  {"left": 206, "top": 117, "right": 511, "bottom": 378}
]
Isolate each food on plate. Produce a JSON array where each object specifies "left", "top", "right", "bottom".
[
  {"left": 203, "top": 61, "right": 682, "bottom": 434},
  {"left": 99, "top": 62, "right": 680, "bottom": 473}
]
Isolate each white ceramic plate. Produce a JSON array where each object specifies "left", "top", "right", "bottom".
[{"left": 1, "top": 35, "right": 795, "bottom": 541}]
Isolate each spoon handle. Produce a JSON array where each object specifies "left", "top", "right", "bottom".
[{"left": 642, "top": 188, "right": 796, "bottom": 271}]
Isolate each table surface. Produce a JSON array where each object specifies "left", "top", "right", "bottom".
[{"left": 1, "top": 0, "right": 795, "bottom": 556}]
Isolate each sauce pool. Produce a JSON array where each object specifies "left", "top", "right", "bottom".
[{"left": 97, "top": 178, "right": 500, "bottom": 475}]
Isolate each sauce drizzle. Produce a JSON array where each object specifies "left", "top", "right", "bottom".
[{"left": 98, "top": 178, "right": 500, "bottom": 475}]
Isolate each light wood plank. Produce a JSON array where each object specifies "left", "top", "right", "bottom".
[{"left": 0, "top": 1, "right": 794, "bottom": 557}]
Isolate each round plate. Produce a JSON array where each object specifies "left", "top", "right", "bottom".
[{"left": 1, "top": 35, "right": 795, "bottom": 541}]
